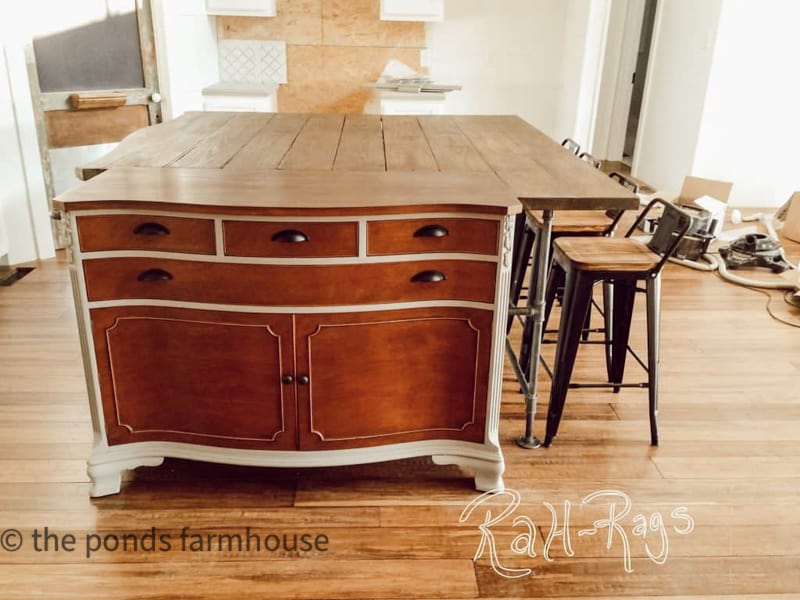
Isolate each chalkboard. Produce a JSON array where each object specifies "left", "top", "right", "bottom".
[{"left": 33, "top": 10, "right": 145, "bottom": 93}]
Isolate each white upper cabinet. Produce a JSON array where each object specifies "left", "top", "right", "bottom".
[
  {"left": 380, "top": 0, "right": 444, "bottom": 22},
  {"left": 206, "top": 0, "right": 276, "bottom": 17}
]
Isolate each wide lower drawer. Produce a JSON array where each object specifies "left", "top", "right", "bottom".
[
  {"left": 83, "top": 258, "right": 497, "bottom": 305},
  {"left": 367, "top": 218, "right": 499, "bottom": 256},
  {"left": 223, "top": 220, "right": 358, "bottom": 258},
  {"left": 76, "top": 214, "right": 216, "bottom": 254}
]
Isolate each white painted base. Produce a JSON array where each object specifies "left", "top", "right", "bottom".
[
  {"left": 86, "top": 440, "right": 504, "bottom": 497},
  {"left": 432, "top": 454, "right": 505, "bottom": 491},
  {"left": 87, "top": 456, "right": 165, "bottom": 498}
]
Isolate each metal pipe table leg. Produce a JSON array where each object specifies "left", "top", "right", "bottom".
[{"left": 516, "top": 208, "right": 553, "bottom": 449}]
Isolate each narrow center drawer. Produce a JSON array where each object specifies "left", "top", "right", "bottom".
[
  {"left": 367, "top": 218, "right": 499, "bottom": 256},
  {"left": 223, "top": 221, "right": 358, "bottom": 258},
  {"left": 76, "top": 214, "right": 216, "bottom": 254},
  {"left": 83, "top": 258, "right": 497, "bottom": 306}
]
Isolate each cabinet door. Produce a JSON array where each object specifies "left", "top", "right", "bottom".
[
  {"left": 295, "top": 308, "right": 493, "bottom": 450},
  {"left": 91, "top": 307, "right": 296, "bottom": 450}
]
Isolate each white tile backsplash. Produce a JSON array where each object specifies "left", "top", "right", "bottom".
[{"left": 218, "top": 40, "right": 287, "bottom": 85}]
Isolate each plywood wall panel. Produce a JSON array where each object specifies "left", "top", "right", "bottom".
[
  {"left": 322, "top": 0, "right": 425, "bottom": 48},
  {"left": 280, "top": 45, "right": 422, "bottom": 113},
  {"left": 218, "top": 0, "right": 322, "bottom": 45}
]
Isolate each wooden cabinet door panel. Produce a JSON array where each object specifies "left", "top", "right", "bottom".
[
  {"left": 295, "top": 308, "right": 492, "bottom": 450},
  {"left": 91, "top": 307, "right": 295, "bottom": 450}
]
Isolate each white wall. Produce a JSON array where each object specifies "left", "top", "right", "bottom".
[
  {"left": 427, "top": 0, "right": 569, "bottom": 137},
  {"left": 0, "top": 44, "right": 54, "bottom": 265},
  {"left": 633, "top": 0, "right": 723, "bottom": 194},
  {"left": 691, "top": 0, "right": 800, "bottom": 207},
  {"left": 152, "top": 0, "right": 219, "bottom": 120}
]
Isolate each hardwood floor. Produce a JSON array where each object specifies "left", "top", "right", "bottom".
[{"left": 0, "top": 243, "right": 798, "bottom": 598}]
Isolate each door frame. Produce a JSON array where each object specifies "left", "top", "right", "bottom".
[
  {"left": 591, "top": 0, "right": 649, "bottom": 164},
  {"left": 26, "top": 0, "right": 162, "bottom": 248}
]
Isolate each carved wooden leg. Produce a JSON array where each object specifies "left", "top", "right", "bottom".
[
  {"left": 432, "top": 455, "right": 505, "bottom": 492},
  {"left": 87, "top": 456, "right": 165, "bottom": 498}
]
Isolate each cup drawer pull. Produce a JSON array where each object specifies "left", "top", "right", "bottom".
[
  {"left": 271, "top": 229, "right": 309, "bottom": 243},
  {"left": 137, "top": 269, "right": 173, "bottom": 282},
  {"left": 411, "top": 270, "right": 446, "bottom": 283},
  {"left": 133, "top": 222, "right": 171, "bottom": 236},
  {"left": 413, "top": 224, "right": 449, "bottom": 238}
]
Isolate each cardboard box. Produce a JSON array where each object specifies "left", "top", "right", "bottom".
[
  {"left": 782, "top": 191, "right": 800, "bottom": 243},
  {"left": 677, "top": 176, "right": 733, "bottom": 206}
]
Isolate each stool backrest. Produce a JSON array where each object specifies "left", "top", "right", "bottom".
[
  {"left": 627, "top": 198, "right": 694, "bottom": 275},
  {"left": 561, "top": 138, "right": 581, "bottom": 155},
  {"left": 579, "top": 151, "right": 602, "bottom": 169},
  {"left": 605, "top": 171, "right": 640, "bottom": 231}
]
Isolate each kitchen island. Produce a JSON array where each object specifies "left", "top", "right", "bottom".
[{"left": 55, "top": 113, "right": 636, "bottom": 496}]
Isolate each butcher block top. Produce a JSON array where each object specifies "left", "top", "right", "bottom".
[{"left": 56, "top": 113, "right": 637, "bottom": 214}]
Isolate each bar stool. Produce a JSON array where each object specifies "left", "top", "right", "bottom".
[
  {"left": 561, "top": 138, "right": 581, "bottom": 155},
  {"left": 512, "top": 171, "right": 639, "bottom": 368},
  {"left": 543, "top": 199, "right": 693, "bottom": 447}
]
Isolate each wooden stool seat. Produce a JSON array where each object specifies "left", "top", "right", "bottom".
[
  {"left": 527, "top": 209, "right": 614, "bottom": 234},
  {"left": 553, "top": 237, "right": 661, "bottom": 272}
]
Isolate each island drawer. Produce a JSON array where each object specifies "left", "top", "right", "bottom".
[
  {"left": 367, "top": 218, "right": 499, "bottom": 256},
  {"left": 223, "top": 220, "right": 359, "bottom": 258},
  {"left": 76, "top": 214, "right": 216, "bottom": 254},
  {"left": 83, "top": 258, "right": 497, "bottom": 306}
]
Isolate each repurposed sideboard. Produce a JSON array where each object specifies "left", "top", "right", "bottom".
[{"left": 55, "top": 167, "right": 520, "bottom": 496}]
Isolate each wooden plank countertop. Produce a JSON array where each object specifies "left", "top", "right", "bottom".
[{"left": 66, "top": 113, "right": 638, "bottom": 213}]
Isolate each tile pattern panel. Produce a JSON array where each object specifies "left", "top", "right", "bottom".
[{"left": 219, "top": 39, "right": 288, "bottom": 84}]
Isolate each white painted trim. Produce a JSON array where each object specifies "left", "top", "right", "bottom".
[
  {"left": 67, "top": 213, "right": 108, "bottom": 442},
  {"left": 85, "top": 298, "right": 496, "bottom": 314},
  {"left": 78, "top": 249, "right": 499, "bottom": 265},
  {"left": 72, "top": 208, "right": 504, "bottom": 222},
  {"left": 631, "top": 0, "right": 664, "bottom": 174},
  {"left": 594, "top": 0, "right": 646, "bottom": 162},
  {"left": 0, "top": 42, "right": 55, "bottom": 263}
]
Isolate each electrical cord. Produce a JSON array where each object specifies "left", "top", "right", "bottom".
[{"left": 727, "top": 285, "right": 800, "bottom": 329}]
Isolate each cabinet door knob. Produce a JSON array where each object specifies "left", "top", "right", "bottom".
[
  {"left": 281, "top": 375, "right": 294, "bottom": 385},
  {"left": 297, "top": 375, "right": 310, "bottom": 385},
  {"left": 137, "top": 268, "right": 173, "bottom": 282},
  {"left": 411, "top": 270, "right": 446, "bottom": 283},
  {"left": 413, "top": 224, "right": 449, "bottom": 238},
  {"left": 133, "top": 222, "right": 170, "bottom": 236},
  {"left": 271, "top": 229, "right": 309, "bottom": 243}
]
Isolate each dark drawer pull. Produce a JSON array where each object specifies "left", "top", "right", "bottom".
[
  {"left": 297, "top": 375, "right": 310, "bottom": 385},
  {"left": 413, "top": 224, "right": 449, "bottom": 238},
  {"left": 271, "top": 229, "right": 309, "bottom": 243},
  {"left": 137, "top": 268, "right": 173, "bottom": 282},
  {"left": 133, "top": 222, "right": 170, "bottom": 236},
  {"left": 411, "top": 270, "right": 446, "bottom": 283}
]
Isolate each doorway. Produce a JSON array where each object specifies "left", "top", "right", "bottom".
[{"left": 622, "top": 0, "right": 657, "bottom": 164}]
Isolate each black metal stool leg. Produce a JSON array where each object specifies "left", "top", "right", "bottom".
[
  {"left": 646, "top": 275, "right": 662, "bottom": 446},
  {"left": 602, "top": 281, "right": 614, "bottom": 382},
  {"left": 544, "top": 268, "right": 595, "bottom": 447},
  {"left": 610, "top": 280, "right": 637, "bottom": 393}
]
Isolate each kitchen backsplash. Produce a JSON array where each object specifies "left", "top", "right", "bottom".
[
  {"left": 218, "top": 39, "right": 288, "bottom": 85},
  {"left": 217, "top": 0, "right": 425, "bottom": 113}
]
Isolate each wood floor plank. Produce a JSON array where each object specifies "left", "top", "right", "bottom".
[
  {"left": 474, "top": 557, "right": 800, "bottom": 597},
  {"left": 0, "top": 560, "right": 478, "bottom": 599}
]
